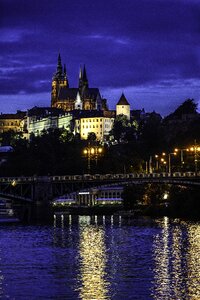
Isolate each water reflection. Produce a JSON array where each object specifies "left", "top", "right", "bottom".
[
  {"left": 77, "top": 216, "right": 110, "bottom": 300},
  {"left": 187, "top": 223, "right": 200, "bottom": 297},
  {"left": 153, "top": 217, "right": 171, "bottom": 299},
  {"left": 0, "top": 252, "right": 5, "bottom": 298},
  {"left": 153, "top": 217, "right": 200, "bottom": 300}
]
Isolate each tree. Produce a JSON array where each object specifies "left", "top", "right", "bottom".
[
  {"left": 87, "top": 132, "right": 97, "bottom": 141},
  {"left": 173, "top": 99, "right": 197, "bottom": 116},
  {"left": 138, "top": 112, "right": 163, "bottom": 157},
  {"left": 0, "top": 130, "right": 24, "bottom": 147},
  {"left": 110, "top": 114, "right": 136, "bottom": 142},
  {"left": 165, "top": 99, "right": 197, "bottom": 121},
  {"left": 122, "top": 185, "right": 143, "bottom": 209}
]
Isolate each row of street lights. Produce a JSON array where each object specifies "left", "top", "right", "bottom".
[
  {"left": 148, "top": 152, "right": 177, "bottom": 174},
  {"left": 148, "top": 141, "right": 200, "bottom": 175},
  {"left": 82, "top": 140, "right": 200, "bottom": 175},
  {"left": 83, "top": 144, "right": 103, "bottom": 172}
]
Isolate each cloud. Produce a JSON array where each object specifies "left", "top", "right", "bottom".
[
  {"left": 0, "top": 92, "right": 50, "bottom": 114},
  {"left": 85, "top": 34, "right": 130, "bottom": 45},
  {"left": 102, "top": 78, "right": 200, "bottom": 116},
  {"left": 0, "top": 0, "right": 200, "bottom": 115},
  {"left": 0, "top": 28, "right": 33, "bottom": 43}
]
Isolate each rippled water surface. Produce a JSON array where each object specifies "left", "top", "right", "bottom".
[{"left": 0, "top": 215, "right": 199, "bottom": 299}]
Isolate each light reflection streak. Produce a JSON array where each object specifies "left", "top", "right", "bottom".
[
  {"left": 119, "top": 215, "right": 121, "bottom": 227},
  {"left": 153, "top": 218, "right": 200, "bottom": 300},
  {"left": 153, "top": 217, "right": 171, "bottom": 299},
  {"left": 0, "top": 249, "right": 6, "bottom": 298},
  {"left": 53, "top": 214, "right": 56, "bottom": 227},
  {"left": 170, "top": 225, "right": 184, "bottom": 299},
  {"left": 186, "top": 223, "right": 200, "bottom": 298},
  {"left": 111, "top": 215, "right": 113, "bottom": 227},
  {"left": 77, "top": 218, "right": 110, "bottom": 300}
]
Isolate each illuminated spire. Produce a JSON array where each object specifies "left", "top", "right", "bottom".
[
  {"left": 79, "top": 65, "right": 83, "bottom": 79},
  {"left": 82, "top": 64, "right": 88, "bottom": 88},
  {"left": 56, "top": 53, "right": 63, "bottom": 76},
  {"left": 79, "top": 65, "right": 83, "bottom": 89}
]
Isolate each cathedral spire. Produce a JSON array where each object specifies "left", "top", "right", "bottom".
[
  {"left": 79, "top": 65, "right": 83, "bottom": 90},
  {"left": 63, "top": 63, "right": 69, "bottom": 87},
  {"left": 79, "top": 65, "right": 83, "bottom": 79},
  {"left": 56, "top": 53, "right": 63, "bottom": 76},
  {"left": 83, "top": 65, "right": 87, "bottom": 82},
  {"left": 82, "top": 64, "right": 88, "bottom": 89}
]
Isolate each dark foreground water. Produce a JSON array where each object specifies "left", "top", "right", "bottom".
[{"left": 0, "top": 215, "right": 199, "bottom": 300}]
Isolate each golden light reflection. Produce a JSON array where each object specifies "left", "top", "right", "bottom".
[
  {"left": 153, "top": 217, "right": 171, "bottom": 299},
  {"left": 153, "top": 218, "right": 200, "bottom": 299},
  {"left": 77, "top": 222, "right": 110, "bottom": 300},
  {"left": 186, "top": 223, "right": 200, "bottom": 298}
]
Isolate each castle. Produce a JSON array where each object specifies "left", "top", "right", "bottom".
[
  {"left": 51, "top": 54, "right": 108, "bottom": 112},
  {"left": 0, "top": 54, "right": 133, "bottom": 141}
]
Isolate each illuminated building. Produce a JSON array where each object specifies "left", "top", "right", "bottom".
[
  {"left": 0, "top": 111, "right": 26, "bottom": 134},
  {"left": 116, "top": 93, "right": 130, "bottom": 120},
  {"left": 77, "top": 112, "right": 114, "bottom": 141},
  {"left": 27, "top": 107, "right": 72, "bottom": 137},
  {"left": 51, "top": 54, "right": 108, "bottom": 112}
]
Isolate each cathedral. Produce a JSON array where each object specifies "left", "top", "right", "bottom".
[{"left": 51, "top": 54, "right": 107, "bottom": 111}]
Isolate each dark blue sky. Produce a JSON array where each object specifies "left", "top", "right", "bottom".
[{"left": 1, "top": 0, "right": 200, "bottom": 115}]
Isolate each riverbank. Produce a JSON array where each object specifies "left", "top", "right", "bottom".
[{"left": 52, "top": 203, "right": 200, "bottom": 220}]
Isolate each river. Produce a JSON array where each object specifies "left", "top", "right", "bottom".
[{"left": 0, "top": 215, "right": 199, "bottom": 299}]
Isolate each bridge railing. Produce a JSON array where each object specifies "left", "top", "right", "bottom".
[
  {"left": 0, "top": 171, "right": 199, "bottom": 183},
  {"left": 50, "top": 171, "right": 199, "bottom": 181}
]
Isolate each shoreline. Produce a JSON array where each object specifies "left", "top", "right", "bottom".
[{"left": 52, "top": 205, "right": 200, "bottom": 220}]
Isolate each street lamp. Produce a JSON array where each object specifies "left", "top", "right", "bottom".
[
  {"left": 155, "top": 155, "right": 159, "bottom": 171},
  {"left": 160, "top": 157, "right": 167, "bottom": 172},
  {"left": 188, "top": 140, "right": 200, "bottom": 175},
  {"left": 174, "top": 148, "right": 188, "bottom": 169},
  {"left": 83, "top": 145, "right": 103, "bottom": 173},
  {"left": 153, "top": 153, "right": 166, "bottom": 172},
  {"left": 168, "top": 152, "right": 177, "bottom": 174}
]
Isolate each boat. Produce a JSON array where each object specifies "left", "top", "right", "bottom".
[{"left": 0, "top": 197, "right": 20, "bottom": 224}]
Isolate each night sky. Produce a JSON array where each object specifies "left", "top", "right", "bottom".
[{"left": 1, "top": 0, "right": 200, "bottom": 116}]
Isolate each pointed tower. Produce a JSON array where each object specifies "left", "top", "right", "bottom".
[
  {"left": 82, "top": 65, "right": 89, "bottom": 89},
  {"left": 78, "top": 66, "right": 83, "bottom": 91},
  {"left": 116, "top": 93, "right": 130, "bottom": 120},
  {"left": 79, "top": 64, "right": 89, "bottom": 94},
  {"left": 51, "top": 54, "right": 69, "bottom": 107},
  {"left": 56, "top": 53, "right": 63, "bottom": 78},
  {"left": 63, "top": 64, "right": 69, "bottom": 88}
]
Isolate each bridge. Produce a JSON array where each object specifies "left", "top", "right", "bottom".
[
  {"left": 0, "top": 172, "right": 199, "bottom": 220},
  {"left": 0, "top": 171, "right": 200, "bottom": 201}
]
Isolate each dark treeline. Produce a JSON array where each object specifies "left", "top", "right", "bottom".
[{"left": 0, "top": 98, "right": 200, "bottom": 176}]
